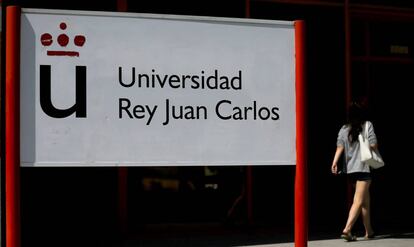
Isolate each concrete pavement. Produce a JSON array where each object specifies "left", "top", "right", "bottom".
[
  {"left": 116, "top": 227, "right": 414, "bottom": 247},
  {"left": 253, "top": 233, "right": 414, "bottom": 247}
]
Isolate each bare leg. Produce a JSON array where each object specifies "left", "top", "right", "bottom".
[
  {"left": 361, "top": 181, "right": 374, "bottom": 237},
  {"left": 343, "top": 180, "right": 371, "bottom": 234}
]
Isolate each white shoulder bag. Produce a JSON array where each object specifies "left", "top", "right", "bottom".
[{"left": 358, "top": 122, "right": 385, "bottom": 169}]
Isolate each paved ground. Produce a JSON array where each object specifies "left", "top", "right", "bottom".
[
  {"left": 28, "top": 224, "right": 413, "bottom": 246},
  {"left": 113, "top": 225, "right": 414, "bottom": 247},
  {"left": 119, "top": 233, "right": 414, "bottom": 247},
  {"left": 256, "top": 233, "right": 414, "bottom": 247}
]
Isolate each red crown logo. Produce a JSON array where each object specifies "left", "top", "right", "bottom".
[{"left": 40, "top": 22, "right": 86, "bottom": 57}]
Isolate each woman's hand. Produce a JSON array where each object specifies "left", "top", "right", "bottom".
[
  {"left": 331, "top": 162, "right": 338, "bottom": 175},
  {"left": 331, "top": 146, "right": 344, "bottom": 175}
]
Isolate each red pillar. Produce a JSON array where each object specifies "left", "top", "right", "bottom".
[
  {"left": 5, "top": 6, "right": 21, "bottom": 247},
  {"left": 117, "top": 0, "right": 128, "bottom": 12},
  {"left": 244, "top": 0, "right": 254, "bottom": 226},
  {"left": 294, "top": 20, "right": 308, "bottom": 247},
  {"left": 344, "top": 0, "right": 352, "bottom": 107},
  {"left": 118, "top": 167, "right": 128, "bottom": 234},
  {"left": 245, "top": 0, "right": 253, "bottom": 225},
  {"left": 344, "top": 0, "right": 354, "bottom": 211},
  {"left": 246, "top": 166, "right": 253, "bottom": 224},
  {"left": 245, "top": 0, "right": 251, "bottom": 18},
  {"left": 116, "top": 0, "right": 129, "bottom": 235}
]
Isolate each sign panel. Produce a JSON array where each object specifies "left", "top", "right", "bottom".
[{"left": 20, "top": 9, "right": 296, "bottom": 166}]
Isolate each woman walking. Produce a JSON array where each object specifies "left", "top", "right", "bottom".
[{"left": 331, "top": 103, "right": 377, "bottom": 241}]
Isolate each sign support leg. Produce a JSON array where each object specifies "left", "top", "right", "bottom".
[
  {"left": 5, "top": 6, "right": 21, "bottom": 247},
  {"left": 294, "top": 20, "right": 308, "bottom": 247}
]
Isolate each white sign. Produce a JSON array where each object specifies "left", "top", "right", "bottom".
[{"left": 20, "top": 9, "right": 296, "bottom": 167}]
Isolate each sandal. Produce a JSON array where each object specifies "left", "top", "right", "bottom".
[
  {"left": 364, "top": 232, "right": 375, "bottom": 240},
  {"left": 341, "top": 232, "right": 357, "bottom": 242}
]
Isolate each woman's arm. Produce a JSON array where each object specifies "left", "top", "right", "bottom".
[
  {"left": 331, "top": 145, "right": 344, "bottom": 174},
  {"left": 367, "top": 121, "right": 379, "bottom": 149}
]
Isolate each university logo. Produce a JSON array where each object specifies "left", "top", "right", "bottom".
[{"left": 39, "top": 22, "right": 87, "bottom": 118}]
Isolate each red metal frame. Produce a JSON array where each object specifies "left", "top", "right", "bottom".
[
  {"left": 344, "top": 0, "right": 352, "bottom": 108},
  {"left": 117, "top": 0, "right": 128, "bottom": 12},
  {"left": 245, "top": 0, "right": 251, "bottom": 18},
  {"left": 246, "top": 166, "right": 253, "bottom": 224},
  {"left": 294, "top": 20, "right": 308, "bottom": 247},
  {"left": 5, "top": 5, "right": 21, "bottom": 247},
  {"left": 118, "top": 167, "right": 128, "bottom": 234},
  {"left": 245, "top": 0, "right": 254, "bottom": 226},
  {"left": 116, "top": 0, "right": 129, "bottom": 235},
  {"left": 3, "top": 4, "right": 308, "bottom": 245},
  {"left": 253, "top": 0, "right": 343, "bottom": 7}
]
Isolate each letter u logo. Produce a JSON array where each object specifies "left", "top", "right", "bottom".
[{"left": 40, "top": 65, "right": 87, "bottom": 118}]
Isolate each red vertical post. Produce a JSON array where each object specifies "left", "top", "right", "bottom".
[
  {"left": 116, "top": 0, "right": 129, "bottom": 235},
  {"left": 117, "top": 0, "right": 128, "bottom": 12},
  {"left": 246, "top": 166, "right": 253, "bottom": 224},
  {"left": 245, "top": 0, "right": 251, "bottom": 18},
  {"left": 344, "top": 0, "right": 353, "bottom": 210},
  {"left": 118, "top": 167, "right": 128, "bottom": 234},
  {"left": 344, "top": 0, "right": 352, "bottom": 108},
  {"left": 364, "top": 22, "right": 371, "bottom": 100},
  {"left": 244, "top": 0, "right": 254, "bottom": 225},
  {"left": 294, "top": 20, "right": 307, "bottom": 247},
  {"left": 5, "top": 6, "right": 21, "bottom": 247}
]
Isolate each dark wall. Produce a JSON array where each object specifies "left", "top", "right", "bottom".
[
  {"left": 20, "top": 168, "right": 118, "bottom": 246},
  {"left": 369, "top": 62, "right": 414, "bottom": 231}
]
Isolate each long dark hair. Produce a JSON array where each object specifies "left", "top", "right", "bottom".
[{"left": 348, "top": 103, "right": 366, "bottom": 143}]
